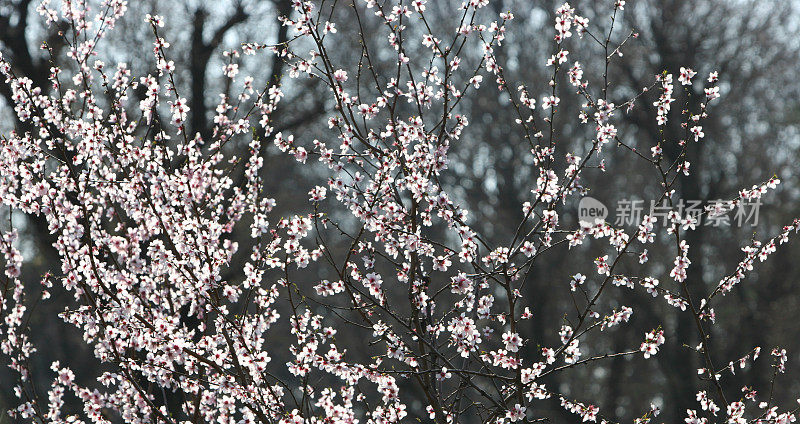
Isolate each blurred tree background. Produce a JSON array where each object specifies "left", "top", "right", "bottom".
[{"left": 1, "top": 0, "right": 800, "bottom": 422}]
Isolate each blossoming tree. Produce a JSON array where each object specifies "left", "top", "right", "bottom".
[{"left": 1, "top": 0, "right": 798, "bottom": 423}]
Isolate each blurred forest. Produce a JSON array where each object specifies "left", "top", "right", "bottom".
[{"left": 2, "top": 0, "right": 800, "bottom": 422}]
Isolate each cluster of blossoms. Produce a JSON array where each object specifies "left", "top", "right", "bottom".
[
  {"left": 0, "top": 0, "right": 798, "bottom": 423},
  {"left": 640, "top": 329, "right": 666, "bottom": 359},
  {"left": 653, "top": 73, "right": 676, "bottom": 126}
]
